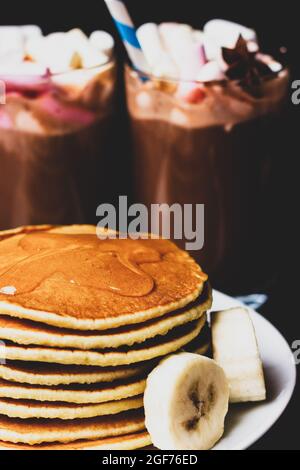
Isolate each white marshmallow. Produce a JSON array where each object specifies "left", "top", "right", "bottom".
[
  {"left": 197, "top": 61, "right": 225, "bottom": 82},
  {"left": 26, "top": 30, "right": 108, "bottom": 73},
  {"left": 90, "top": 31, "right": 114, "bottom": 57},
  {"left": 21, "top": 25, "right": 42, "bottom": 40},
  {"left": 0, "top": 61, "right": 46, "bottom": 76},
  {"left": 193, "top": 30, "right": 205, "bottom": 43},
  {"left": 247, "top": 41, "right": 259, "bottom": 53},
  {"left": 137, "top": 23, "right": 178, "bottom": 79},
  {"left": 52, "top": 67, "right": 106, "bottom": 92},
  {"left": 26, "top": 34, "right": 80, "bottom": 73},
  {"left": 159, "top": 23, "right": 193, "bottom": 66},
  {"left": 256, "top": 53, "right": 282, "bottom": 73},
  {"left": 159, "top": 23, "right": 204, "bottom": 80},
  {"left": 67, "top": 28, "right": 89, "bottom": 47},
  {"left": 0, "top": 27, "right": 24, "bottom": 58},
  {"left": 204, "top": 19, "right": 257, "bottom": 52},
  {"left": 78, "top": 45, "right": 108, "bottom": 68},
  {"left": 25, "top": 36, "right": 44, "bottom": 61},
  {"left": 203, "top": 35, "right": 223, "bottom": 62},
  {"left": 204, "top": 20, "right": 258, "bottom": 61},
  {"left": 137, "top": 24, "right": 162, "bottom": 67},
  {"left": 0, "top": 50, "right": 24, "bottom": 68},
  {"left": 67, "top": 29, "right": 108, "bottom": 69}
]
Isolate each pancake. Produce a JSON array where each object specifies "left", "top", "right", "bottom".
[
  {"left": 1, "top": 316, "right": 206, "bottom": 367},
  {"left": 0, "top": 321, "right": 209, "bottom": 387},
  {"left": 0, "top": 361, "right": 147, "bottom": 386},
  {"left": 0, "top": 410, "right": 145, "bottom": 444},
  {"left": 0, "top": 396, "right": 144, "bottom": 420},
  {"left": 0, "top": 225, "right": 207, "bottom": 331},
  {"left": 0, "top": 289, "right": 211, "bottom": 349},
  {"left": 0, "top": 431, "right": 151, "bottom": 450},
  {"left": 0, "top": 377, "right": 146, "bottom": 404},
  {"left": 184, "top": 322, "right": 211, "bottom": 356}
]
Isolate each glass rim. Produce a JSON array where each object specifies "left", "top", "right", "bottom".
[{"left": 125, "top": 62, "right": 288, "bottom": 87}]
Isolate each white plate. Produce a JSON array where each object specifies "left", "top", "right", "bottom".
[{"left": 212, "top": 290, "right": 297, "bottom": 450}]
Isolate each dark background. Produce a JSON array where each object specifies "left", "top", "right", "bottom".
[{"left": 1, "top": 0, "right": 299, "bottom": 451}]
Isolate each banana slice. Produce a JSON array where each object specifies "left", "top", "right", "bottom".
[
  {"left": 144, "top": 353, "right": 229, "bottom": 450},
  {"left": 211, "top": 308, "right": 266, "bottom": 403}
]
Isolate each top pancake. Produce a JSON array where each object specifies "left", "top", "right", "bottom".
[{"left": 0, "top": 225, "right": 207, "bottom": 330}]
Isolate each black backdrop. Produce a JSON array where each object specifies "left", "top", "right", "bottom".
[{"left": 1, "top": 0, "right": 299, "bottom": 450}]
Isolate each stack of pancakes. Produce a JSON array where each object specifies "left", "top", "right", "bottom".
[{"left": 0, "top": 225, "right": 212, "bottom": 450}]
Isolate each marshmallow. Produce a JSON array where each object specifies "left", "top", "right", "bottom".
[
  {"left": 77, "top": 45, "right": 108, "bottom": 69},
  {"left": 197, "top": 61, "right": 225, "bottom": 82},
  {"left": 0, "top": 50, "right": 25, "bottom": 69},
  {"left": 203, "top": 35, "right": 223, "bottom": 62},
  {"left": 67, "top": 29, "right": 108, "bottom": 69},
  {"left": 247, "top": 41, "right": 259, "bottom": 53},
  {"left": 159, "top": 23, "right": 205, "bottom": 80},
  {"left": 25, "top": 34, "right": 79, "bottom": 72},
  {"left": 90, "top": 31, "right": 114, "bottom": 57},
  {"left": 159, "top": 23, "right": 193, "bottom": 66},
  {"left": 52, "top": 69, "right": 92, "bottom": 88},
  {"left": 193, "top": 30, "right": 205, "bottom": 43},
  {"left": 204, "top": 19, "right": 257, "bottom": 50},
  {"left": 256, "top": 53, "right": 283, "bottom": 73},
  {"left": 204, "top": 19, "right": 257, "bottom": 43},
  {"left": 67, "top": 28, "right": 89, "bottom": 47},
  {"left": 0, "top": 27, "right": 24, "bottom": 58},
  {"left": 25, "top": 30, "right": 107, "bottom": 73},
  {"left": 137, "top": 23, "right": 178, "bottom": 79},
  {"left": 0, "top": 61, "right": 46, "bottom": 76},
  {"left": 137, "top": 23, "right": 164, "bottom": 68},
  {"left": 21, "top": 25, "right": 42, "bottom": 40}
]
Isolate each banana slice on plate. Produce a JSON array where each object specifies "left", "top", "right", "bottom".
[
  {"left": 211, "top": 307, "right": 266, "bottom": 403},
  {"left": 144, "top": 353, "right": 229, "bottom": 450}
]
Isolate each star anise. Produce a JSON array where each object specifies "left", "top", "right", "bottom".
[{"left": 222, "top": 35, "right": 273, "bottom": 96}]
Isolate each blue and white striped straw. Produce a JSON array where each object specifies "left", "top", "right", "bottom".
[{"left": 104, "top": 0, "right": 149, "bottom": 72}]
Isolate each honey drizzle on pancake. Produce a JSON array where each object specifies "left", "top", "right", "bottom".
[{"left": 0, "top": 233, "right": 174, "bottom": 298}]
